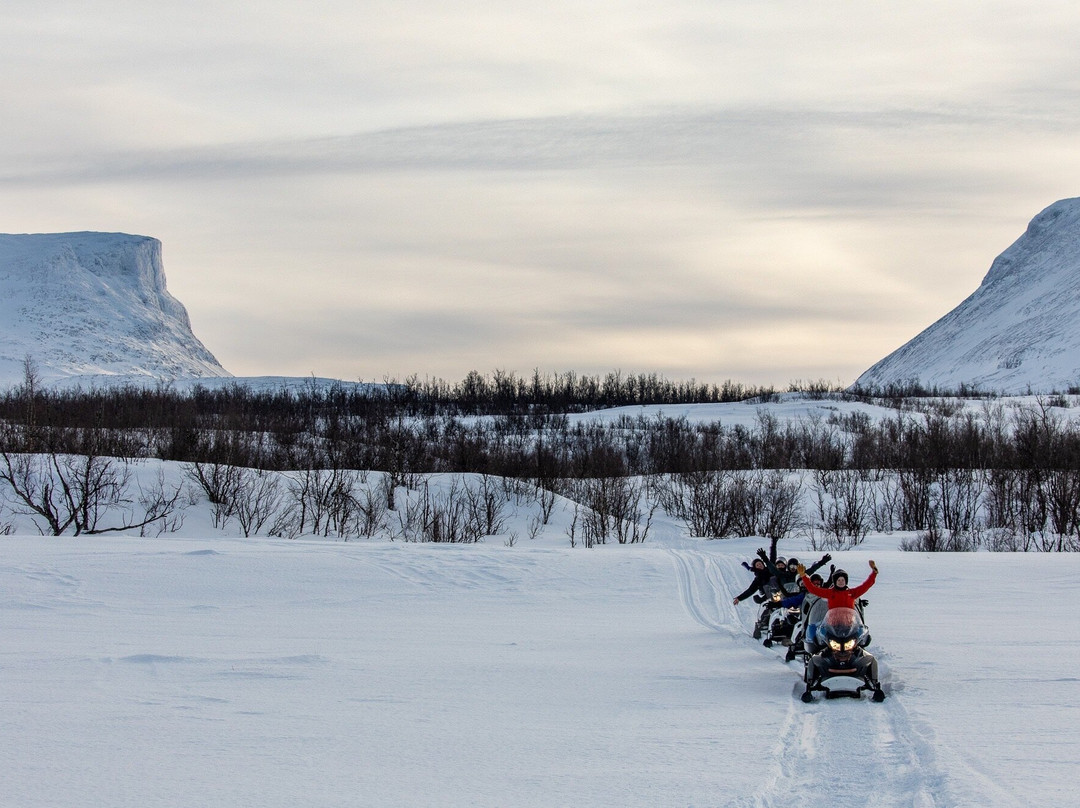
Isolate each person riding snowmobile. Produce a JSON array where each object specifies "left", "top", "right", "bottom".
[
  {"left": 797, "top": 560, "right": 877, "bottom": 610},
  {"left": 757, "top": 549, "right": 831, "bottom": 590},
  {"left": 803, "top": 606, "right": 885, "bottom": 702},
  {"left": 732, "top": 555, "right": 771, "bottom": 605}
]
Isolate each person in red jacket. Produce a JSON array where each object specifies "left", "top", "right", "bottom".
[{"left": 798, "top": 560, "right": 877, "bottom": 609}]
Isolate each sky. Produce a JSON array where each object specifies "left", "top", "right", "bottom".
[{"left": 2, "top": 1, "right": 1080, "bottom": 386}]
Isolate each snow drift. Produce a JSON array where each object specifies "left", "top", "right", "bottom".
[
  {"left": 856, "top": 197, "right": 1080, "bottom": 394},
  {"left": 0, "top": 232, "right": 228, "bottom": 386}
]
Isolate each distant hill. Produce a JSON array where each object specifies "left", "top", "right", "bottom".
[
  {"left": 0, "top": 232, "right": 229, "bottom": 387},
  {"left": 855, "top": 198, "right": 1080, "bottom": 394}
]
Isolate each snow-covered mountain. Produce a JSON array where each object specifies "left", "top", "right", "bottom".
[
  {"left": 0, "top": 232, "right": 228, "bottom": 386},
  {"left": 855, "top": 197, "right": 1080, "bottom": 394}
]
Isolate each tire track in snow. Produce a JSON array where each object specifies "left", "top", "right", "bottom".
[
  {"left": 668, "top": 548, "right": 764, "bottom": 640},
  {"left": 668, "top": 549, "right": 953, "bottom": 808},
  {"left": 755, "top": 695, "right": 949, "bottom": 808}
]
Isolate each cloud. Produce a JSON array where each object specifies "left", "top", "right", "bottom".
[
  {"left": 1, "top": 104, "right": 1070, "bottom": 182},
  {"left": 6, "top": 101, "right": 1077, "bottom": 385}
]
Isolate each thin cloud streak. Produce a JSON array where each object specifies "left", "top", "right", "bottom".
[{"left": 4, "top": 105, "right": 1077, "bottom": 187}]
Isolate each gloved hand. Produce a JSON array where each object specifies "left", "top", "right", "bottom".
[
  {"left": 822, "top": 553, "right": 832, "bottom": 563},
  {"left": 732, "top": 597, "right": 740, "bottom": 605},
  {"left": 869, "top": 559, "right": 877, "bottom": 572},
  {"left": 757, "top": 548, "right": 768, "bottom": 560},
  {"left": 796, "top": 563, "right": 806, "bottom": 576}
]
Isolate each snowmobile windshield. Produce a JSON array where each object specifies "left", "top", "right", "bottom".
[{"left": 821, "top": 607, "right": 863, "bottom": 641}]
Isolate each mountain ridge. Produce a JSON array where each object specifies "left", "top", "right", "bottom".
[
  {"left": 0, "top": 231, "right": 229, "bottom": 386},
  {"left": 855, "top": 197, "right": 1080, "bottom": 394}
]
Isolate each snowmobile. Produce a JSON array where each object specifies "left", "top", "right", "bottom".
[
  {"left": 800, "top": 607, "right": 885, "bottom": 703},
  {"left": 761, "top": 581, "right": 802, "bottom": 648},
  {"left": 751, "top": 587, "right": 778, "bottom": 640}
]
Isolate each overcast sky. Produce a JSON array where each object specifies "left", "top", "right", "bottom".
[{"left": 3, "top": 1, "right": 1080, "bottom": 386}]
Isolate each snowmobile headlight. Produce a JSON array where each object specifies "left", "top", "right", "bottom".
[
  {"left": 842, "top": 639, "right": 857, "bottom": 651},
  {"left": 828, "top": 639, "right": 842, "bottom": 651},
  {"left": 771, "top": 592, "right": 781, "bottom": 602}
]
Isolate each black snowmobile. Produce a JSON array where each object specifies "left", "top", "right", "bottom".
[
  {"left": 784, "top": 589, "right": 830, "bottom": 663},
  {"left": 800, "top": 607, "right": 885, "bottom": 703},
  {"left": 751, "top": 585, "right": 779, "bottom": 640},
  {"left": 762, "top": 581, "right": 802, "bottom": 648}
]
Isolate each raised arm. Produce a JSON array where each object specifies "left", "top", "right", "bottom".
[
  {"left": 806, "top": 553, "right": 832, "bottom": 575},
  {"left": 797, "top": 564, "right": 831, "bottom": 599},
  {"left": 849, "top": 560, "right": 878, "bottom": 598}
]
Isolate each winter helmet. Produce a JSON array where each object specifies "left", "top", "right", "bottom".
[
  {"left": 775, "top": 557, "right": 787, "bottom": 568},
  {"left": 786, "top": 557, "right": 799, "bottom": 569},
  {"left": 832, "top": 569, "right": 849, "bottom": 588}
]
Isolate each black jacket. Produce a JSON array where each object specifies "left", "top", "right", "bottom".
[{"left": 734, "top": 566, "right": 772, "bottom": 602}]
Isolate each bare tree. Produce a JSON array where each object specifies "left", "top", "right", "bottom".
[
  {"left": 756, "top": 470, "right": 804, "bottom": 541},
  {"left": 232, "top": 468, "right": 285, "bottom": 537},
  {"left": 185, "top": 461, "right": 244, "bottom": 529},
  {"left": 809, "top": 468, "right": 874, "bottom": 550},
  {"left": 566, "top": 476, "right": 655, "bottom": 546},
  {"left": 0, "top": 451, "right": 186, "bottom": 536}
]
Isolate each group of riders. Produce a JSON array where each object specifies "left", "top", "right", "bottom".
[{"left": 733, "top": 540, "right": 886, "bottom": 702}]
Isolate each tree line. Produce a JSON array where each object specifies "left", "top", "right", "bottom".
[
  {"left": 3, "top": 363, "right": 1080, "bottom": 548},
  {"left": 2, "top": 369, "right": 1079, "bottom": 477}
]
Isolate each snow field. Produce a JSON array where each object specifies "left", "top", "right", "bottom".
[{"left": 2, "top": 533, "right": 1072, "bottom": 806}]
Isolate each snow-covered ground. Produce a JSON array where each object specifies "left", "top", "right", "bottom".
[
  {"left": 2, "top": 497, "right": 1072, "bottom": 806},
  {"left": 565, "top": 391, "right": 1080, "bottom": 429}
]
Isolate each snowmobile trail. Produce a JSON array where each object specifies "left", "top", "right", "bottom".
[
  {"left": 751, "top": 695, "right": 950, "bottom": 808},
  {"left": 668, "top": 548, "right": 743, "bottom": 636},
  {"left": 667, "top": 549, "right": 974, "bottom": 808}
]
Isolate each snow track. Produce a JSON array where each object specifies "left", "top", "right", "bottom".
[{"left": 668, "top": 549, "right": 954, "bottom": 808}]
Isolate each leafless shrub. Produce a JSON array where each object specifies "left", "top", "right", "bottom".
[
  {"left": 983, "top": 528, "right": 1034, "bottom": 552},
  {"left": 754, "top": 470, "right": 804, "bottom": 541},
  {"left": 1046, "top": 469, "right": 1080, "bottom": 543},
  {"left": 135, "top": 469, "right": 189, "bottom": 536},
  {"left": 808, "top": 468, "right": 875, "bottom": 550},
  {"left": 565, "top": 476, "right": 655, "bottom": 546},
  {"left": 658, "top": 470, "right": 741, "bottom": 538},
  {"left": 500, "top": 476, "right": 535, "bottom": 506},
  {"left": 463, "top": 475, "right": 509, "bottom": 536},
  {"left": 900, "top": 520, "right": 979, "bottom": 552},
  {"left": 526, "top": 512, "right": 544, "bottom": 541},
  {"left": 984, "top": 468, "right": 1022, "bottom": 534},
  {"left": 353, "top": 481, "right": 389, "bottom": 539},
  {"left": 286, "top": 467, "right": 364, "bottom": 538},
  {"left": 872, "top": 473, "right": 902, "bottom": 532},
  {"left": 1, "top": 452, "right": 186, "bottom": 536},
  {"left": 659, "top": 469, "right": 801, "bottom": 540},
  {"left": 935, "top": 468, "right": 984, "bottom": 542},
  {"left": 232, "top": 468, "right": 284, "bottom": 537},
  {"left": 393, "top": 476, "right": 507, "bottom": 543},
  {"left": 185, "top": 461, "right": 243, "bottom": 529},
  {"left": 535, "top": 482, "right": 558, "bottom": 524},
  {"left": 981, "top": 467, "right": 1080, "bottom": 552},
  {"left": 897, "top": 468, "right": 934, "bottom": 531}
]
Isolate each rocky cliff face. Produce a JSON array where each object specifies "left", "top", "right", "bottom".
[
  {"left": 0, "top": 232, "right": 229, "bottom": 386},
  {"left": 855, "top": 198, "right": 1080, "bottom": 394}
]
